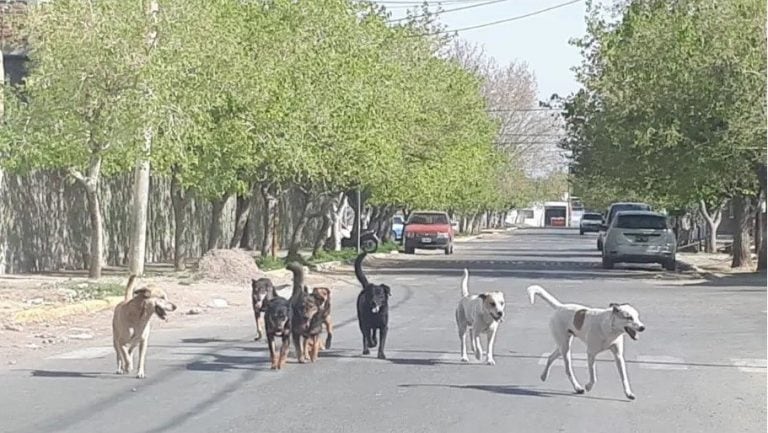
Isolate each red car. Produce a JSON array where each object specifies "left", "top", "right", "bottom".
[{"left": 403, "top": 211, "right": 455, "bottom": 255}]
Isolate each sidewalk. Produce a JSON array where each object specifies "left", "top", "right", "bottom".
[{"left": 677, "top": 251, "right": 764, "bottom": 278}]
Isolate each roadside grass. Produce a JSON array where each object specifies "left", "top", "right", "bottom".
[{"left": 62, "top": 281, "right": 125, "bottom": 302}]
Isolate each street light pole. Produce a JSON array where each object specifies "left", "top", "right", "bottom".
[{"left": 356, "top": 188, "right": 361, "bottom": 253}]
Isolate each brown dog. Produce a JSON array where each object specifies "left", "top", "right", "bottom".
[
  {"left": 112, "top": 275, "right": 177, "bottom": 378},
  {"left": 311, "top": 287, "right": 333, "bottom": 350}
]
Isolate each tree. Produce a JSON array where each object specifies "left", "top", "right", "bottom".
[{"left": 560, "top": 0, "right": 766, "bottom": 267}]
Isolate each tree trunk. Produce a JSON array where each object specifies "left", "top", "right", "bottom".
[
  {"left": 260, "top": 184, "right": 278, "bottom": 257},
  {"left": 170, "top": 173, "right": 188, "bottom": 271},
  {"left": 699, "top": 200, "right": 725, "bottom": 254},
  {"left": 85, "top": 186, "right": 103, "bottom": 280},
  {"left": 207, "top": 194, "right": 229, "bottom": 252},
  {"left": 240, "top": 210, "right": 254, "bottom": 250},
  {"left": 0, "top": 56, "right": 5, "bottom": 275},
  {"left": 757, "top": 163, "right": 767, "bottom": 272},
  {"left": 287, "top": 191, "right": 313, "bottom": 261},
  {"left": 329, "top": 193, "right": 346, "bottom": 251},
  {"left": 731, "top": 194, "right": 753, "bottom": 268},
  {"left": 312, "top": 201, "right": 333, "bottom": 258},
  {"left": 230, "top": 186, "right": 255, "bottom": 248},
  {"left": 128, "top": 128, "right": 152, "bottom": 276}
]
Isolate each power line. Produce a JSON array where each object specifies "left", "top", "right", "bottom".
[
  {"left": 388, "top": 0, "right": 509, "bottom": 23},
  {"left": 410, "top": 0, "right": 583, "bottom": 36}
]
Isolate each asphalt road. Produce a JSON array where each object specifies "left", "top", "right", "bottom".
[{"left": 1, "top": 228, "right": 765, "bottom": 433}]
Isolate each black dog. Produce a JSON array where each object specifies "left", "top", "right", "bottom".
[
  {"left": 355, "top": 251, "right": 390, "bottom": 359},
  {"left": 286, "top": 262, "right": 322, "bottom": 363},
  {"left": 263, "top": 294, "right": 292, "bottom": 370},
  {"left": 251, "top": 277, "right": 277, "bottom": 341}
]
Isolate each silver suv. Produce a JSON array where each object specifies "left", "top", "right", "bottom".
[
  {"left": 597, "top": 202, "right": 652, "bottom": 251},
  {"left": 601, "top": 210, "right": 676, "bottom": 270}
]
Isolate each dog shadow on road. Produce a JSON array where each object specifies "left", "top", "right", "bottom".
[
  {"left": 398, "top": 383, "right": 629, "bottom": 402},
  {"left": 30, "top": 370, "right": 120, "bottom": 379}
]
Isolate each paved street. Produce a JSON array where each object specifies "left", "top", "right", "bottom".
[{"left": 1, "top": 228, "right": 765, "bottom": 433}]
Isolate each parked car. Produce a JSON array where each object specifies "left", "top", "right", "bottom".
[
  {"left": 403, "top": 211, "right": 455, "bottom": 255},
  {"left": 579, "top": 212, "right": 603, "bottom": 234},
  {"left": 602, "top": 210, "right": 676, "bottom": 270},
  {"left": 597, "top": 202, "right": 652, "bottom": 251},
  {"left": 391, "top": 215, "right": 404, "bottom": 242}
]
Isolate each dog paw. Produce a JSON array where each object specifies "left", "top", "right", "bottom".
[
  {"left": 136, "top": 372, "right": 145, "bottom": 379},
  {"left": 362, "top": 348, "right": 370, "bottom": 355},
  {"left": 574, "top": 387, "right": 585, "bottom": 394},
  {"left": 626, "top": 392, "right": 636, "bottom": 400},
  {"left": 324, "top": 336, "right": 332, "bottom": 350},
  {"left": 585, "top": 382, "right": 594, "bottom": 392},
  {"left": 486, "top": 358, "right": 496, "bottom": 366},
  {"left": 254, "top": 336, "right": 262, "bottom": 341},
  {"left": 377, "top": 352, "right": 387, "bottom": 360},
  {"left": 460, "top": 356, "right": 469, "bottom": 363},
  {"left": 474, "top": 352, "right": 482, "bottom": 361},
  {"left": 540, "top": 373, "right": 548, "bottom": 382}
]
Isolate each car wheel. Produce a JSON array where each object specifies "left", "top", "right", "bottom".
[
  {"left": 602, "top": 256, "right": 614, "bottom": 269},
  {"left": 662, "top": 258, "right": 676, "bottom": 271}
]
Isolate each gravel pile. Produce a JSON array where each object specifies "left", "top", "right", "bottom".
[{"left": 198, "top": 249, "right": 260, "bottom": 284}]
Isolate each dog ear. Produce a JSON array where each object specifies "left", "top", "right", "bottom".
[
  {"left": 382, "top": 284, "right": 391, "bottom": 297},
  {"left": 478, "top": 293, "right": 488, "bottom": 300},
  {"left": 251, "top": 279, "right": 258, "bottom": 290},
  {"left": 303, "top": 285, "right": 309, "bottom": 294},
  {"left": 609, "top": 303, "right": 620, "bottom": 313},
  {"left": 134, "top": 287, "right": 151, "bottom": 298}
]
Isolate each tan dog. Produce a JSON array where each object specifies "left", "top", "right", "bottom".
[
  {"left": 112, "top": 275, "right": 177, "bottom": 378},
  {"left": 312, "top": 287, "right": 334, "bottom": 350}
]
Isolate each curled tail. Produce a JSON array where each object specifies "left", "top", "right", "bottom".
[
  {"left": 460, "top": 268, "right": 469, "bottom": 298},
  {"left": 354, "top": 251, "right": 369, "bottom": 288},
  {"left": 124, "top": 274, "right": 138, "bottom": 301},
  {"left": 286, "top": 262, "right": 305, "bottom": 302},
  {"left": 526, "top": 285, "right": 563, "bottom": 309}
]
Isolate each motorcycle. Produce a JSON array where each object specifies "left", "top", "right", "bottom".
[{"left": 340, "top": 228, "right": 379, "bottom": 253}]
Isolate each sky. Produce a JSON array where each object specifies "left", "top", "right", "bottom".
[{"left": 376, "top": 0, "right": 588, "bottom": 101}]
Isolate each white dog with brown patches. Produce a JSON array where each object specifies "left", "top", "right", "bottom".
[
  {"left": 527, "top": 284, "right": 645, "bottom": 400},
  {"left": 455, "top": 269, "right": 505, "bottom": 365}
]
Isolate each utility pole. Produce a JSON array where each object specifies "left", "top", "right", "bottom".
[{"left": 356, "top": 188, "right": 361, "bottom": 253}]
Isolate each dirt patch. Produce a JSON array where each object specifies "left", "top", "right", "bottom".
[{"left": 197, "top": 249, "right": 261, "bottom": 284}]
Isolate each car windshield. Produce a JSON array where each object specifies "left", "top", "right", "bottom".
[
  {"left": 615, "top": 214, "right": 667, "bottom": 230},
  {"left": 393, "top": 216, "right": 403, "bottom": 224},
  {"left": 583, "top": 214, "right": 602, "bottom": 220},
  {"left": 407, "top": 213, "right": 448, "bottom": 225}
]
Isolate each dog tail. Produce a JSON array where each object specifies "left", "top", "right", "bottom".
[
  {"left": 526, "top": 285, "right": 562, "bottom": 309},
  {"left": 460, "top": 268, "right": 470, "bottom": 298},
  {"left": 286, "top": 262, "right": 305, "bottom": 302},
  {"left": 354, "top": 251, "right": 369, "bottom": 288},
  {"left": 124, "top": 274, "right": 138, "bottom": 301}
]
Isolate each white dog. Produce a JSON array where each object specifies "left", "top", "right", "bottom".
[
  {"left": 455, "top": 269, "right": 505, "bottom": 365},
  {"left": 527, "top": 285, "right": 645, "bottom": 400}
]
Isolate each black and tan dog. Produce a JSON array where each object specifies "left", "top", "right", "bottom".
[
  {"left": 355, "top": 251, "right": 390, "bottom": 359},
  {"left": 112, "top": 275, "right": 177, "bottom": 378},
  {"left": 312, "top": 286, "right": 333, "bottom": 350},
  {"left": 286, "top": 262, "right": 328, "bottom": 363},
  {"left": 251, "top": 277, "right": 277, "bottom": 341},
  {"left": 263, "top": 293, "right": 292, "bottom": 370}
]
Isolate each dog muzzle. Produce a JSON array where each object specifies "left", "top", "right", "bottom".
[{"left": 371, "top": 305, "right": 380, "bottom": 314}]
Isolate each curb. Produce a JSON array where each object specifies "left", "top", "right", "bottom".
[{"left": 11, "top": 296, "right": 123, "bottom": 325}]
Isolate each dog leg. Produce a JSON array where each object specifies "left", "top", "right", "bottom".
[
  {"left": 136, "top": 338, "right": 149, "bottom": 379},
  {"left": 377, "top": 326, "right": 388, "bottom": 360},
  {"left": 585, "top": 352, "right": 598, "bottom": 392},
  {"left": 311, "top": 335, "right": 321, "bottom": 362},
  {"left": 114, "top": 339, "right": 126, "bottom": 374},
  {"left": 485, "top": 329, "right": 498, "bottom": 366},
  {"left": 458, "top": 326, "right": 469, "bottom": 362},
  {"left": 610, "top": 344, "right": 635, "bottom": 400},
  {"left": 369, "top": 328, "right": 378, "bottom": 348},
  {"left": 268, "top": 336, "right": 278, "bottom": 369},
  {"left": 361, "top": 328, "right": 370, "bottom": 355},
  {"left": 293, "top": 331, "right": 305, "bottom": 363},
  {"left": 471, "top": 329, "right": 482, "bottom": 361},
  {"left": 324, "top": 318, "right": 333, "bottom": 350},
  {"left": 540, "top": 348, "right": 560, "bottom": 382},
  {"left": 279, "top": 335, "right": 290, "bottom": 369},
  {"left": 561, "top": 337, "right": 584, "bottom": 394},
  {"left": 254, "top": 312, "right": 264, "bottom": 341}
]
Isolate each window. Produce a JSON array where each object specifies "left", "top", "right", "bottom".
[
  {"left": 407, "top": 213, "right": 449, "bottom": 225},
  {"left": 582, "top": 213, "right": 602, "bottom": 220},
  {"left": 521, "top": 210, "right": 534, "bottom": 219},
  {"left": 393, "top": 216, "right": 404, "bottom": 225},
  {"left": 615, "top": 215, "right": 668, "bottom": 230}
]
